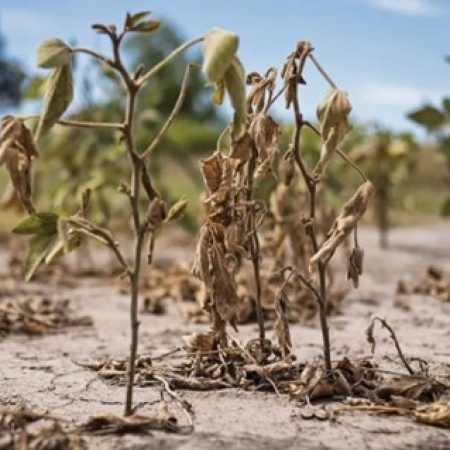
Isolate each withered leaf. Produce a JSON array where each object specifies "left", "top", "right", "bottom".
[
  {"left": 347, "top": 246, "right": 364, "bottom": 288},
  {"left": 130, "top": 20, "right": 161, "bottom": 33},
  {"left": 309, "top": 182, "right": 374, "bottom": 272},
  {"left": 0, "top": 115, "right": 38, "bottom": 213},
  {"left": 36, "top": 64, "right": 73, "bottom": 139},
  {"left": 229, "top": 132, "right": 252, "bottom": 161},
  {"left": 414, "top": 401, "right": 450, "bottom": 428},
  {"left": 182, "top": 331, "right": 216, "bottom": 353},
  {"left": 200, "top": 152, "right": 224, "bottom": 194},
  {"left": 124, "top": 11, "right": 151, "bottom": 29},
  {"left": 376, "top": 377, "right": 444, "bottom": 402},
  {"left": 202, "top": 28, "right": 239, "bottom": 84},
  {"left": 274, "top": 292, "right": 292, "bottom": 359}
]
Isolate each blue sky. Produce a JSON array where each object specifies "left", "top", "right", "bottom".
[{"left": 0, "top": 0, "right": 448, "bottom": 134}]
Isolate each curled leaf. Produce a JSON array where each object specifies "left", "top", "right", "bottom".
[
  {"left": 36, "top": 38, "right": 72, "bottom": 68},
  {"left": 165, "top": 197, "right": 187, "bottom": 222},
  {"left": 202, "top": 28, "right": 239, "bottom": 84},
  {"left": 309, "top": 182, "right": 374, "bottom": 272},
  {"left": 0, "top": 115, "right": 39, "bottom": 213},
  {"left": 224, "top": 58, "right": 247, "bottom": 140},
  {"left": 347, "top": 246, "right": 364, "bottom": 288}
]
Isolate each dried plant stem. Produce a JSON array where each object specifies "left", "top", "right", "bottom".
[
  {"left": 369, "top": 316, "right": 415, "bottom": 375},
  {"left": 245, "top": 150, "right": 265, "bottom": 345},
  {"left": 291, "top": 82, "right": 332, "bottom": 373},
  {"left": 336, "top": 148, "right": 367, "bottom": 182},
  {"left": 308, "top": 54, "right": 337, "bottom": 89}
]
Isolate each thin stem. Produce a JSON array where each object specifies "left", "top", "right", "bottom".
[
  {"left": 141, "top": 64, "right": 195, "bottom": 160},
  {"left": 57, "top": 119, "right": 124, "bottom": 131},
  {"left": 336, "top": 148, "right": 367, "bottom": 182},
  {"left": 245, "top": 148, "right": 265, "bottom": 345},
  {"left": 138, "top": 36, "right": 204, "bottom": 87},
  {"left": 71, "top": 46, "right": 114, "bottom": 67},
  {"left": 290, "top": 60, "right": 332, "bottom": 372},
  {"left": 308, "top": 54, "right": 338, "bottom": 89}
]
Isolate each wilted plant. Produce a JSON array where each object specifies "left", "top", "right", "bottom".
[
  {"left": 0, "top": 12, "right": 243, "bottom": 416},
  {"left": 192, "top": 40, "right": 373, "bottom": 373}
]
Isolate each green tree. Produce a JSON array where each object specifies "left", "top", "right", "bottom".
[{"left": 0, "top": 31, "right": 24, "bottom": 107}]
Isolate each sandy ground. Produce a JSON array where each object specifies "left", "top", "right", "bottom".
[{"left": 1, "top": 223, "right": 450, "bottom": 449}]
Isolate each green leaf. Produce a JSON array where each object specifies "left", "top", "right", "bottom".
[
  {"left": 407, "top": 105, "right": 446, "bottom": 131},
  {"left": 36, "top": 64, "right": 73, "bottom": 139},
  {"left": 130, "top": 20, "right": 161, "bottom": 33},
  {"left": 124, "top": 10, "right": 151, "bottom": 29},
  {"left": 24, "top": 234, "right": 56, "bottom": 281},
  {"left": 165, "top": 197, "right": 188, "bottom": 222},
  {"left": 12, "top": 212, "right": 59, "bottom": 236},
  {"left": 22, "top": 76, "right": 47, "bottom": 100},
  {"left": 202, "top": 28, "right": 239, "bottom": 83},
  {"left": 44, "top": 230, "right": 82, "bottom": 264},
  {"left": 442, "top": 97, "right": 450, "bottom": 118},
  {"left": 36, "top": 38, "right": 71, "bottom": 68},
  {"left": 441, "top": 197, "right": 450, "bottom": 217}
]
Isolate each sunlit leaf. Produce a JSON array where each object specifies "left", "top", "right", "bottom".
[
  {"left": 24, "top": 234, "right": 56, "bottom": 281},
  {"left": 165, "top": 197, "right": 188, "bottom": 222},
  {"left": 36, "top": 64, "right": 73, "bottom": 139},
  {"left": 124, "top": 11, "right": 151, "bottom": 30},
  {"left": 131, "top": 20, "right": 161, "bottom": 33},
  {"left": 36, "top": 38, "right": 72, "bottom": 68},
  {"left": 12, "top": 212, "right": 59, "bottom": 236},
  {"left": 408, "top": 105, "right": 446, "bottom": 131},
  {"left": 202, "top": 28, "right": 239, "bottom": 83}
]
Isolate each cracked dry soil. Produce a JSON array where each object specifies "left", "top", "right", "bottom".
[{"left": 1, "top": 223, "right": 450, "bottom": 449}]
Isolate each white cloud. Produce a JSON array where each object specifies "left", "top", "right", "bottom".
[
  {"left": 368, "top": 0, "right": 441, "bottom": 16},
  {"left": 360, "top": 82, "right": 442, "bottom": 108}
]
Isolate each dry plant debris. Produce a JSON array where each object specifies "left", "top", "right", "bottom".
[
  {"left": 0, "top": 405, "right": 85, "bottom": 449},
  {"left": 397, "top": 265, "right": 450, "bottom": 303},
  {"left": 0, "top": 295, "right": 92, "bottom": 340}
]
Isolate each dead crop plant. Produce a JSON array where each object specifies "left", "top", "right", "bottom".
[{"left": 192, "top": 40, "right": 373, "bottom": 374}]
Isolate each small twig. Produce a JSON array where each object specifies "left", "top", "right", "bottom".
[
  {"left": 308, "top": 54, "right": 338, "bottom": 89},
  {"left": 138, "top": 36, "right": 204, "bottom": 87},
  {"left": 141, "top": 64, "right": 196, "bottom": 160},
  {"left": 57, "top": 119, "right": 124, "bottom": 131},
  {"left": 154, "top": 375, "right": 194, "bottom": 430},
  {"left": 71, "top": 46, "right": 114, "bottom": 67},
  {"left": 367, "top": 316, "right": 415, "bottom": 375},
  {"left": 336, "top": 148, "right": 367, "bottom": 182}
]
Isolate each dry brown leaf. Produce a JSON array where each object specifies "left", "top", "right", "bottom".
[
  {"left": 414, "top": 401, "right": 450, "bottom": 428},
  {"left": 347, "top": 246, "right": 364, "bottom": 288},
  {"left": 376, "top": 377, "right": 444, "bottom": 402},
  {"left": 0, "top": 115, "right": 38, "bottom": 214},
  {"left": 309, "top": 181, "right": 374, "bottom": 272},
  {"left": 274, "top": 292, "right": 292, "bottom": 359}
]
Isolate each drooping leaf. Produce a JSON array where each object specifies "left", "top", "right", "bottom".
[
  {"left": 44, "top": 230, "right": 82, "bottom": 264},
  {"left": 12, "top": 212, "right": 59, "bottom": 236},
  {"left": 24, "top": 234, "right": 56, "bottom": 281},
  {"left": 202, "top": 28, "right": 239, "bottom": 84},
  {"left": 36, "top": 64, "right": 73, "bottom": 139},
  {"left": 408, "top": 105, "right": 446, "bottom": 131},
  {"left": 130, "top": 20, "right": 161, "bottom": 33},
  {"left": 165, "top": 197, "right": 188, "bottom": 222},
  {"left": 36, "top": 38, "right": 72, "bottom": 68},
  {"left": 224, "top": 57, "right": 247, "bottom": 140}
]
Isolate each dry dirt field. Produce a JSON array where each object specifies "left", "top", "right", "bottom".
[{"left": 1, "top": 222, "right": 450, "bottom": 449}]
